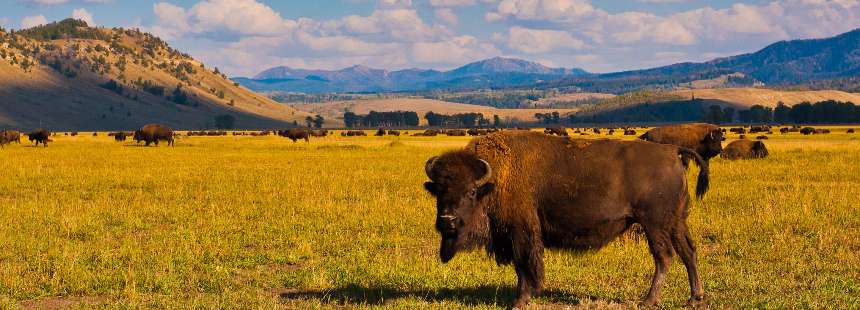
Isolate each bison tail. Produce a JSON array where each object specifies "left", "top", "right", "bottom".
[{"left": 678, "top": 147, "right": 709, "bottom": 199}]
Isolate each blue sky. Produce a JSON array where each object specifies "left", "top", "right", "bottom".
[{"left": 3, "top": 0, "right": 859, "bottom": 76}]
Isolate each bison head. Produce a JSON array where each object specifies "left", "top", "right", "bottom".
[
  {"left": 752, "top": 141, "right": 769, "bottom": 158},
  {"left": 702, "top": 128, "right": 725, "bottom": 159},
  {"left": 424, "top": 152, "right": 494, "bottom": 263}
]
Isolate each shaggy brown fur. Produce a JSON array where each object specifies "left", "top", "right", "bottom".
[
  {"left": 721, "top": 139, "right": 768, "bottom": 160},
  {"left": 640, "top": 123, "right": 724, "bottom": 164},
  {"left": 134, "top": 124, "right": 174, "bottom": 146},
  {"left": 1, "top": 130, "right": 22, "bottom": 148},
  {"left": 27, "top": 129, "right": 52, "bottom": 147},
  {"left": 543, "top": 127, "right": 568, "bottom": 136},
  {"left": 424, "top": 131, "right": 708, "bottom": 308}
]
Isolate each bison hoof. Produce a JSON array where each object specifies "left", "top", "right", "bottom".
[
  {"left": 512, "top": 298, "right": 531, "bottom": 309},
  {"left": 686, "top": 295, "right": 705, "bottom": 307},
  {"left": 639, "top": 298, "right": 659, "bottom": 308}
]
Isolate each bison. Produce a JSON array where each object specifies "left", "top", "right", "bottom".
[
  {"left": 639, "top": 123, "right": 724, "bottom": 165},
  {"left": 721, "top": 139, "right": 768, "bottom": 160},
  {"left": 624, "top": 129, "right": 637, "bottom": 135},
  {"left": 0, "top": 130, "right": 22, "bottom": 148},
  {"left": 27, "top": 129, "right": 52, "bottom": 147},
  {"left": 424, "top": 131, "right": 708, "bottom": 308},
  {"left": 445, "top": 129, "right": 467, "bottom": 136},
  {"left": 388, "top": 130, "right": 401, "bottom": 136},
  {"left": 375, "top": 128, "right": 387, "bottom": 136},
  {"left": 113, "top": 132, "right": 129, "bottom": 142},
  {"left": 847, "top": 128, "right": 855, "bottom": 133},
  {"left": 134, "top": 124, "right": 174, "bottom": 146},
  {"left": 309, "top": 129, "right": 328, "bottom": 137},
  {"left": 543, "top": 127, "right": 568, "bottom": 136},
  {"left": 280, "top": 128, "right": 310, "bottom": 142},
  {"left": 800, "top": 127, "right": 815, "bottom": 135}
]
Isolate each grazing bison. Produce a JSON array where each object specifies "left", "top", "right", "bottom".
[
  {"left": 375, "top": 128, "right": 387, "bottom": 136},
  {"left": 639, "top": 123, "right": 724, "bottom": 165},
  {"left": 309, "top": 129, "right": 328, "bottom": 137},
  {"left": 280, "top": 128, "right": 310, "bottom": 142},
  {"left": 445, "top": 129, "right": 467, "bottom": 136},
  {"left": 424, "top": 131, "right": 708, "bottom": 308},
  {"left": 1, "top": 130, "right": 22, "bottom": 148},
  {"left": 624, "top": 129, "right": 637, "bottom": 135},
  {"left": 28, "top": 129, "right": 52, "bottom": 147},
  {"left": 134, "top": 124, "right": 174, "bottom": 146},
  {"left": 800, "top": 127, "right": 815, "bottom": 135},
  {"left": 388, "top": 130, "right": 401, "bottom": 136},
  {"left": 814, "top": 128, "right": 831, "bottom": 134},
  {"left": 721, "top": 139, "right": 768, "bottom": 160},
  {"left": 729, "top": 127, "right": 746, "bottom": 134},
  {"left": 848, "top": 128, "right": 856, "bottom": 133},
  {"left": 113, "top": 132, "right": 129, "bottom": 142},
  {"left": 543, "top": 127, "right": 568, "bottom": 136}
]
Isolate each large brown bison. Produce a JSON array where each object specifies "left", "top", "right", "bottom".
[
  {"left": 279, "top": 128, "right": 310, "bottom": 142},
  {"left": 27, "top": 129, "right": 52, "bottom": 147},
  {"left": 309, "top": 129, "right": 328, "bottom": 137},
  {"left": 721, "top": 139, "right": 768, "bottom": 160},
  {"left": 639, "top": 123, "right": 724, "bottom": 165},
  {"left": 134, "top": 124, "right": 174, "bottom": 146},
  {"left": 1, "top": 130, "right": 22, "bottom": 148},
  {"left": 424, "top": 131, "right": 708, "bottom": 308}
]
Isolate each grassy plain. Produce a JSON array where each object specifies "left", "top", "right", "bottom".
[{"left": 1, "top": 129, "right": 859, "bottom": 309}]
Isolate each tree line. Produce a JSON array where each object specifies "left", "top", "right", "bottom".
[
  {"left": 344, "top": 111, "right": 419, "bottom": 128},
  {"left": 704, "top": 100, "right": 860, "bottom": 124}
]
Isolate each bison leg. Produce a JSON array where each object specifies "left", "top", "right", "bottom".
[
  {"left": 642, "top": 228, "right": 673, "bottom": 307},
  {"left": 511, "top": 236, "right": 545, "bottom": 309},
  {"left": 672, "top": 223, "right": 704, "bottom": 306}
]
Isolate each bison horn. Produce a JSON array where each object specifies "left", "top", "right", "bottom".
[
  {"left": 474, "top": 159, "right": 493, "bottom": 187},
  {"left": 425, "top": 156, "right": 439, "bottom": 180}
]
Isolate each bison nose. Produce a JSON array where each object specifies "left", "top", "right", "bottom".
[{"left": 436, "top": 215, "right": 458, "bottom": 236}]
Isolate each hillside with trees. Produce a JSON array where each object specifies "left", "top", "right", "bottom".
[{"left": 0, "top": 19, "right": 309, "bottom": 131}]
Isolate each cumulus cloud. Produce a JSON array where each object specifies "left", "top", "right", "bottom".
[
  {"left": 148, "top": 0, "right": 499, "bottom": 76},
  {"left": 486, "top": 0, "right": 860, "bottom": 71},
  {"left": 71, "top": 8, "right": 95, "bottom": 26},
  {"left": 20, "top": 15, "right": 48, "bottom": 28},
  {"left": 506, "top": 26, "right": 586, "bottom": 53}
]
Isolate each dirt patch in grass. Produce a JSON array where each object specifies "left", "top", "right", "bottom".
[{"left": 19, "top": 295, "right": 110, "bottom": 309}]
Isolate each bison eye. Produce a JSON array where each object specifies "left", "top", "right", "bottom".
[{"left": 469, "top": 188, "right": 477, "bottom": 197}]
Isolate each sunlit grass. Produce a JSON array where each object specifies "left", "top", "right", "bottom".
[{"left": 0, "top": 129, "right": 858, "bottom": 308}]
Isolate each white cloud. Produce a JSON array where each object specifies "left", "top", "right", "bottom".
[
  {"left": 435, "top": 8, "right": 459, "bottom": 26},
  {"left": 506, "top": 26, "right": 586, "bottom": 53},
  {"left": 20, "top": 15, "right": 48, "bottom": 28},
  {"left": 71, "top": 8, "right": 95, "bottom": 26}
]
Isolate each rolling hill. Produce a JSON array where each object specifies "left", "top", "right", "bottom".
[
  {"left": 235, "top": 57, "right": 589, "bottom": 93},
  {"left": 0, "top": 19, "right": 310, "bottom": 131},
  {"left": 673, "top": 88, "right": 860, "bottom": 108}
]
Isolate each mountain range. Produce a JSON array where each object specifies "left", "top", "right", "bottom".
[
  {"left": 233, "top": 57, "right": 589, "bottom": 93},
  {"left": 238, "top": 28, "right": 860, "bottom": 95}
]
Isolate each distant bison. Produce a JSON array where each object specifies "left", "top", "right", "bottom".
[
  {"left": 1, "top": 130, "right": 22, "bottom": 148},
  {"left": 113, "top": 132, "right": 129, "bottom": 142},
  {"left": 639, "top": 123, "right": 724, "bottom": 165},
  {"left": 445, "top": 129, "right": 467, "bottom": 136},
  {"left": 309, "top": 129, "right": 328, "bottom": 137},
  {"left": 624, "top": 129, "right": 637, "bottom": 135},
  {"left": 388, "top": 130, "right": 401, "bottom": 136},
  {"left": 375, "top": 128, "right": 387, "bottom": 136},
  {"left": 28, "top": 129, "right": 52, "bottom": 147},
  {"left": 721, "top": 139, "right": 768, "bottom": 160},
  {"left": 756, "top": 135, "right": 768, "bottom": 140},
  {"left": 848, "top": 128, "right": 856, "bottom": 133},
  {"left": 543, "top": 126, "right": 568, "bottom": 136},
  {"left": 729, "top": 127, "right": 746, "bottom": 134},
  {"left": 800, "top": 127, "right": 815, "bottom": 135},
  {"left": 134, "top": 124, "right": 174, "bottom": 146},
  {"left": 424, "top": 131, "right": 708, "bottom": 308},
  {"left": 280, "top": 128, "right": 310, "bottom": 142},
  {"left": 341, "top": 130, "right": 367, "bottom": 137}
]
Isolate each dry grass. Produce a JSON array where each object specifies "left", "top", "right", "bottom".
[{"left": 0, "top": 129, "right": 858, "bottom": 309}]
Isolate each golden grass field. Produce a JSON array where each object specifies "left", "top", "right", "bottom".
[{"left": 1, "top": 128, "right": 859, "bottom": 309}]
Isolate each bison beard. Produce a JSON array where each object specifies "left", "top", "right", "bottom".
[{"left": 424, "top": 131, "right": 708, "bottom": 308}]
